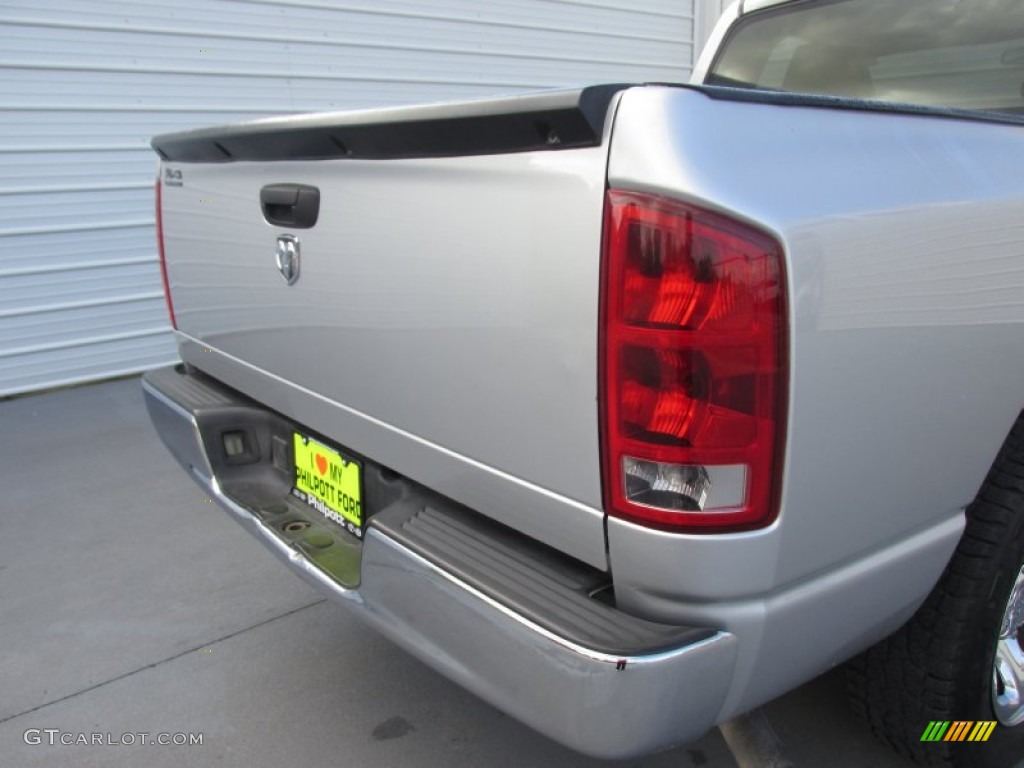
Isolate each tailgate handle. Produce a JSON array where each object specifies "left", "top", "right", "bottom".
[{"left": 260, "top": 183, "right": 320, "bottom": 229}]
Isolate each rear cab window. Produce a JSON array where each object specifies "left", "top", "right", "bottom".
[{"left": 707, "top": 0, "right": 1024, "bottom": 115}]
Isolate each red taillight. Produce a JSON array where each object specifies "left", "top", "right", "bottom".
[
  {"left": 600, "top": 190, "right": 787, "bottom": 532},
  {"left": 155, "top": 179, "right": 177, "bottom": 329}
]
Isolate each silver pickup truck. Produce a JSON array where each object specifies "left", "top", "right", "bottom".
[{"left": 142, "top": 1, "right": 1024, "bottom": 765}]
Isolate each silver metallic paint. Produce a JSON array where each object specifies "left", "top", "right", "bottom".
[
  {"left": 607, "top": 84, "right": 1024, "bottom": 718},
  {"left": 156, "top": 79, "right": 1024, "bottom": 733},
  {"left": 162, "top": 139, "right": 614, "bottom": 568},
  {"left": 608, "top": 85, "right": 1024, "bottom": 590},
  {"left": 609, "top": 513, "right": 963, "bottom": 721}
]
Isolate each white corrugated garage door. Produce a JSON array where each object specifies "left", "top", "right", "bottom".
[{"left": 0, "top": 0, "right": 697, "bottom": 397}]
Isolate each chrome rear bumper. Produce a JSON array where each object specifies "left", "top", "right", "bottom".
[{"left": 142, "top": 366, "right": 737, "bottom": 758}]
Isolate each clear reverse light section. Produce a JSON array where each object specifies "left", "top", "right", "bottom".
[{"left": 622, "top": 458, "right": 748, "bottom": 512}]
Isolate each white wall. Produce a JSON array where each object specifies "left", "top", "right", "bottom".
[{"left": 0, "top": 0, "right": 704, "bottom": 396}]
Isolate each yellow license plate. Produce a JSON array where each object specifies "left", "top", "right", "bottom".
[{"left": 292, "top": 432, "right": 363, "bottom": 538}]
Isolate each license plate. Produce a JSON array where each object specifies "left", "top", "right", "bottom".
[{"left": 291, "top": 432, "right": 363, "bottom": 538}]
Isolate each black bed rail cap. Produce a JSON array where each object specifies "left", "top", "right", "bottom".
[{"left": 152, "top": 84, "right": 634, "bottom": 163}]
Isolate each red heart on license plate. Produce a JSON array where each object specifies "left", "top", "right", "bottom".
[{"left": 315, "top": 454, "right": 328, "bottom": 475}]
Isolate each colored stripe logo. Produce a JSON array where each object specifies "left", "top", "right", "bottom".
[{"left": 920, "top": 721, "right": 997, "bottom": 742}]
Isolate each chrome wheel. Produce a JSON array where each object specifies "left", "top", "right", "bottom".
[{"left": 994, "top": 564, "right": 1024, "bottom": 726}]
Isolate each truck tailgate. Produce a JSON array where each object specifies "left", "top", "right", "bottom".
[{"left": 154, "top": 88, "right": 623, "bottom": 568}]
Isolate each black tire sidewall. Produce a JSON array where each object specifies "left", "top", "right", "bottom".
[{"left": 951, "top": 513, "right": 1024, "bottom": 768}]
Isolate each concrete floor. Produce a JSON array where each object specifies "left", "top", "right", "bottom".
[{"left": 0, "top": 377, "right": 917, "bottom": 767}]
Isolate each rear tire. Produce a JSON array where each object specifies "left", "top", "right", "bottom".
[{"left": 847, "top": 416, "right": 1024, "bottom": 768}]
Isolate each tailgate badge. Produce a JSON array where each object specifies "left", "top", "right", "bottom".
[
  {"left": 163, "top": 167, "right": 183, "bottom": 187},
  {"left": 275, "top": 235, "right": 300, "bottom": 285}
]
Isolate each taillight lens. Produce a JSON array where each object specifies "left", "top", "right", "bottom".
[
  {"left": 155, "top": 179, "right": 177, "bottom": 329},
  {"left": 600, "top": 190, "right": 786, "bottom": 531}
]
